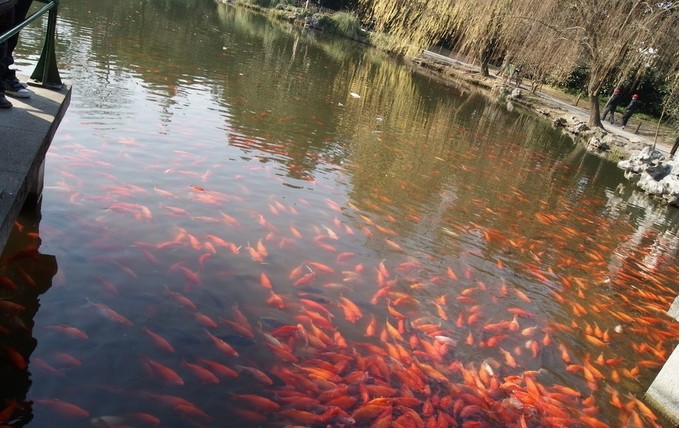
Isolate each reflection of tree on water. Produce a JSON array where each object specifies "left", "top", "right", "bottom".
[{"left": 0, "top": 203, "right": 58, "bottom": 426}]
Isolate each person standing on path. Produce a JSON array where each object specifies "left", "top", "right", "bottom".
[
  {"left": 0, "top": 0, "right": 33, "bottom": 108},
  {"left": 601, "top": 87, "right": 623, "bottom": 124},
  {"left": 621, "top": 94, "right": 641, "bottom": 129}
]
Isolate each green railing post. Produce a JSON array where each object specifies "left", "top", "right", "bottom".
[{"left": 30, "top": 0, "right": 62, "bottom": 89}]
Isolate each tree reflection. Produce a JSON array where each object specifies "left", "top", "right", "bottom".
[{"left": 0, "top": 203, "right": 58, "bottom": 427}]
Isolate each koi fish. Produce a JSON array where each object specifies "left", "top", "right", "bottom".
[
  {"left": 267, "top": 290, "right": 286, "bottom": 309},
  {"left": 181, "top": 360, "right": 219, "bottom": 384},
  {"left": 141, "top": 357, "right": 184, "bottom": 385},
  {"left": 143, "top": 327, "right": 175, "bottom": 353},
  {"left": 33, "top": 399, "right": 90, "bottom": 419},
  {"left": 205, "top": 330, "right": 239, "bottom": 357},
  {"left": 260, "top": 272, "right": 273, "bottom": 289},
  {"left": 44, "top": 324, "right": 88, "bottom": 340},
  {"left": 234, "top": 365, "right": 273, "bottom": 385},
  {"left": 194, "top": 357, "right": 238, "bottom": 379},
  {"left": 338, "top": 296, "right": 363, "bottom": 323},
  {"left": 86, "top": 299, "right": 133, "bottom": 326}
]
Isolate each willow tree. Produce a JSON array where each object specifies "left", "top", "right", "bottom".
[
  {"left": 359, "top": 0, "right": 517, "bottom": 77},
  {"left": 357, "top": 1, "right": 461, "bottom": 56},
  {"left": 361, "top": 0, "right": 679, "bottom": 128},
  {"left": 503, "top": 0, "right": 679, "bottom": 127}
]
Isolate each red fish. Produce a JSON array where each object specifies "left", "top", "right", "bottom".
[
  {"left": 260, "top": 272, "right": 273, "bottom": 289},
  {"left": 338, "top": 296, "right": 363, "bottom": 323},
  {"left": 162, "top": 288, "right": 197, "bottom": 309},
  {"left": 143, "top": 327, "right": 175, "bottom": 353},
  {"left": 267, "top": 291, "right": 286, "bottom": 309},
  {"left": 181, "top": 360, "right": 219, "bottom": 384},
  {"left": 44, "top": 324, "right": 88, "bottom": 340},
  {"left": 234, "top": 365, "right": 273, "bottom": 385},
  {"left": 194, "top": 357, "right": 238, "bottom": 379},
  {"left": 87, "top": 300, "right": 133, "bottom": 326},
  {"left": 222, "top": 318, "right": 255, "bottom": 338},
  {"left": 141, "top": 357, "right": 184, "bottom": 385},
  {"left": 228, "top": 393, "right": 280, "bottom": 412},
  {"left": 205, "top": 330, "right": 239, "bottom": 357},
  {"left": 33, "top": 398, "right": 89, "bottom": 419}
]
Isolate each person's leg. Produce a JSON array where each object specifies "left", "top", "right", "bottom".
[
  {"left": 621, "top": 113, "right": 630, "bottom": 127},
  {"left": 2, "top": 0, "right": 33, "bottom": 97},
  {"left": 3, "top": 0, "right": 32, "bottom": 72},
  {"left": 0, "top": 7, "right": 15, "bottom": 108}
]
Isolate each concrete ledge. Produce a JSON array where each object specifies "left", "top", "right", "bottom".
[
  {"left": 644, "top": 296, "right": 679, "bottom": 426},
  {"left": 0, "top": 79, "right": 71, "bottom": 251},
  {"left": 645, "top": 346, "right": 679, "bottom": 426}
]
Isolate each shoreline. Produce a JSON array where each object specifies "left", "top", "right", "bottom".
[
  {"left": 412, "top": 51, "right": 676, "bottom": 161},
  {"left": 411, "top": 51, "right": 679, "bottom": 207},
  {"left": 221, "top": 1, "right": 679, "bottom": 206}
]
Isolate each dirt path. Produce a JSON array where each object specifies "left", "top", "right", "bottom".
[{"left": 416, "top": 51, "right": 678, "bottom": 160}]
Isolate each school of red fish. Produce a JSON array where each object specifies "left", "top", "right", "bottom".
[{"left": 0, "top": 163, "right": 678, "bottom": 428}]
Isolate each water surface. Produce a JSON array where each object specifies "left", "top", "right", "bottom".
[{"left": 1, "top": 1, "right": 678, "bottom": 427}]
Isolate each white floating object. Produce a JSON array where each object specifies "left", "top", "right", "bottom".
[{"left": 350, "top": 92, "right": 361, "bottom": 98}]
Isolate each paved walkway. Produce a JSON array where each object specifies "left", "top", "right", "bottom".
[
  {"left": 0, "top": 78, "right": 71, "bottom": 250},
  {"left": 421, "top": 50, "right": 677, "bottom": 158}
]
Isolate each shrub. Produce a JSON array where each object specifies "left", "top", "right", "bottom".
[{"left": 314, "top": 11, "right": 366, "bottom": 42}]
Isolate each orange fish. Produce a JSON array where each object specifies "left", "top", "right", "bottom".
[
  {"left": 205, "top": 330, "right": 239, "bottom": 357},
  {"left": 293, "top": 271, "right": 316, "bottom": 287},
  {"left": 300, "top": 298, "right": 334, "bottom": 319},
  {"left": 267, "top": 291, "right": 286, "bottom": 309},
  {"left": 194, "top": 357, "right": 238, "bottom": 379},
  {"left": 228, "top": 393, "right": 279, "bottom": 412},
  {"left": 87, "top": 300, "right": 133, "bottom": 326},
  {"left": 141, "top": 357, "right": 184, "bottom": 385},
  {"left": 260, "top": 272, "right": 273, "bottom": 289},
  {"left": 307, "top": 261, "right": 336, "bottom": 274},
  {"left": 44, "top": 324, "right": 88, "bottom": 340},
  {"left": 163, "top": 288, "right": 197, "bottom": 309},
  {"left": 234, "top": 365, "right": 273, "bottom": 385},
  {"left": 34, "top": 398, "right": 89, "bottom": 419},
  {"left": 193, "top": 312, "right": 218, "bottom": 329},
  {"left": 222, "top": 318, "right": 255, "bottom": 338},
  {"left": 182, "top": 360, "right": 219, "bottom": 384},
  {"left": 365, "top": 314, "right": 377, "bottom": 336},
  {"left": 143, "top": 327, "right": 175, "bottom": 353},
  {"left": 339, "top": 296, "right": 363, "bottom": 323}
]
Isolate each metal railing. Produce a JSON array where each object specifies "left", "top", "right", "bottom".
[{"left": 0, "top": 0, "right": 61, "bottom": 89}]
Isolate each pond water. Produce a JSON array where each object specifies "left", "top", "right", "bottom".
[{"left": 1, "top": 0, "right": 678, "bottom": 427}]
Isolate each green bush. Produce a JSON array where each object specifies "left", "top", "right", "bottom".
[{"left": 314, "top": 11, "right": 366, "bottom": 41}]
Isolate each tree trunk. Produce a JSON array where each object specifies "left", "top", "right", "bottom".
[
  {"left": 588, "top": 93, "right": 603, "bottom": 128},
  {"left": 480, "top": 58, "right": 489, "bottom": 77},
  {"left": 653, "top": 103, "right": 667, "bottom": 149}
]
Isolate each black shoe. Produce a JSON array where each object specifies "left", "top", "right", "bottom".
[{"left": 0, "top": 93, "right": 12, "bottom": 109}]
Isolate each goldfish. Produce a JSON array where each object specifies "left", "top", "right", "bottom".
[
  {"left": 234, "top": 365, "right": 273, "bottom": 385},
  {"left": 44, "top": 324, "right": 88, "bottom": 340},
  {"left": 143, "top": 327, "right": 175, "bottom": 353},
  {"left": 141, "top": 357, "right": 184, "bottom": 385},
  {"left": 338, "top": 296, "right": 363, "bottom": 323},
  {"left": 33, "top": 399, "right": 90, "bottom": 419},
  {"left": 86, "top": 299, "right": 133, "bottom": 326},
  {"left": 205, "top": 330, "right": 239, "bottom": 357},
  {"left": 182, "top": 360, "right": 219, "bottom": 384},
  {"left": 194, "top": 357, "right": 238, "bottom": 379}
]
